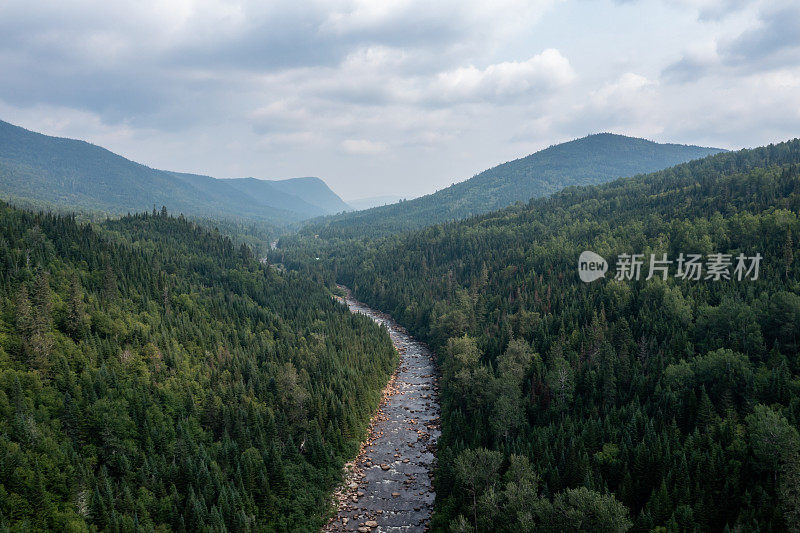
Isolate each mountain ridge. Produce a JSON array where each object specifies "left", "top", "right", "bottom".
[
  {"left": 0, "top": 119, "right": 348, "bottom": 223},
  {"left": 306, "top": 133, "right": 725, "bottom": 238}
]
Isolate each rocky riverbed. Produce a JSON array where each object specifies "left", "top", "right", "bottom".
[{"left": 324, "top": 288, "right": 441, "bottom": 533}]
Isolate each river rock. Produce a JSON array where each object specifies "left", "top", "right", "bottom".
[{"left": 323, "top": 289, "right": 441, "bottom": 533}]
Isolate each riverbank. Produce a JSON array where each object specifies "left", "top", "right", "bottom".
[{"left": 325, "top": 288, "right": 441, "bottom": 532}]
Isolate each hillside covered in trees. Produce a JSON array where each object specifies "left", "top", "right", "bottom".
[
  {"left": 0, "top": 119, "right": 350, "bottom": 224},
  {"left": 294, "top": 140, "right": 800, "bottom": 531},
  {"left": 305, "top": 134, "right": 722, "bottom": 239},
  {"left": 0, "top": 204, "right": 396, "bottom": 531}
]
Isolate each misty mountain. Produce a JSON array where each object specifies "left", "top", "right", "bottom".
[
  {"left": 0, "top": 119, "right": 347, "bottom": 223},
  {"left": 266, "top": 176, "right": 351, "bottom": 214},
  {"left": 308, "top": 133, "right": 724, "bottom": 238}
]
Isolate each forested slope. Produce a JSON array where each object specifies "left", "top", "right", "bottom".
[
  {"left": 0, "top": 119, "right": 348, "bottom": 223},
  {"left": 306, "top": 134, "right": 722, "bottom": 239},
  {"left": 322, "top": 140, "right": 800, "bottom": 531},
  {"left": 264, "top": 177, "right": 351, "bottom": 214},
  {"left": 0, "top": 205, "right": 396, "bottom": 531}
]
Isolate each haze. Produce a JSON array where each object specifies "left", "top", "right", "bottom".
[{"left": 1, "top": 0, "right": 798, "bottom": 200}]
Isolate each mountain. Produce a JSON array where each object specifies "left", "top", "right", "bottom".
[
  {"left": 308, "top": 133, "right": 724, "bottom": 239},
  {"left": 267, "top": 176, "right": 352, "bottom": 214},
  {"left": 168, "top": 172, "right": 323, "bottom": 219},
  {"left": 323, "top": 140, "right": 800, "bottom": 531},
  {"left": 0, "top": 119, "right": 348, "bottom": 222}
]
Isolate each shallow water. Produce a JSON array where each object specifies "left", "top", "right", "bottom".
[{"left": 325, "top": 289, "right": 441, "bottom": 533}]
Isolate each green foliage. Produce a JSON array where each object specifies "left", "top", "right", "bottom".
[
  {"left": 0, "top": 204, "right": 396, "bottom": 531},
  {"left": 305, "top": 133, "right": 722, "bottom": 239},
  {"left": 746, "top": 404, "right": 799, "bottom": 473},
  {"left": 447, "top": 449, "right": 630, "bottom": 533},
  {"left": 314, "top": 139, "right": 800, "bottom": 531},
  {"left": 0, "top": 119, "right": 346, "bottom": 224}
]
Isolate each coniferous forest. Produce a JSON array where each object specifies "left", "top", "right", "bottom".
[
  {"left": 2, "top": 127, "right": 800, "bottom": 533},
  {"left": 275, "top": 140, "right": 800, "bottom": 531},
  {"left": 3, "top": 2, "right": 800, "bottom": 532},
  {"left": 0, "top": 204, "right": 396, "bottom": 531}
]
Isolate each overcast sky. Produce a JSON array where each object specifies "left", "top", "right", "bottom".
[{"left": 1, "top": 0, "right": 798, "bottom": 200}]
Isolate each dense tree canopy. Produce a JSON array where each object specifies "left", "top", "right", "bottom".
[
  {"left": 281, "top": 139, "right": 800, "bottom": 531},
  {"left": 304, "top": 133, "right": 722, "bottom": 240},
  {"left": 0, "top": 205, "right": 396, "bottom": 531}
]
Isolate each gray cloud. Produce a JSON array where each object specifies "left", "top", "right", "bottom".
[
  {"left": 614, "top": 0, "right": 753, "bottom": 20},
  {"left": 720, "top": 3, "right": 800, "bottom": 68},
  {"left": 663, "top": 0, "right": 800, "bottom": 83},
  {"left": 661, "top": 54, "right": 715, "bottom": 84},
  {"left": 691, "top": 0, "right": 751, "bottom": 21},
  {"left": 0, "top": 0, "right": 798, "bottom": 199}
]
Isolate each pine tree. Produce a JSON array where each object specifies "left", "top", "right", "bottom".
[
  {"left": 66, "top": 273, "right": 86, "bottom": 339},
  {"left": 15, "top": 284, "right": 34, "bottom": 344},
  {"left": 27, "top": 271, "right": 54, "bottom": 371},
  {"left": 696, "top": 389, "right": 715, "bottom": 431},
  {"left": 33, "top": 270, "right": 52, "bottom": 331},
  {"left": 103, "top": 261, "right": 117, "bottom": 302},
  {"left": 648, "top": 480, "right": 672, "bottom": 526},
  {"left": 784, "top": 228, "right": 794, "bottom": 279}
]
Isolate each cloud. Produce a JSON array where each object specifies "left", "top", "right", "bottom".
[
  {"left": 666, "top": 0, "right": 753, "bottom": 20},
  {"left": 616, "top": 0, "right": 754, "bottom": 20},
  {"left": 591, "top": 73, "right": 656, "bottom": 105},
  {"left": 341, "top": 139, "right": 388, "bottom": 155},
  {"left": 561, "top": 73, "right": 664, "bottom": 139},
  {"left": 662, "top": 54, "right": 716, "bottom": 83},
  {"left": 433, "top": 49, "right": 575, "bottom": 103},
  {"left": 1, "top": 0, "right": 799, "bottom": 200},
  {"left": 719, "top": 2, "right": 800, "bottom": 68},
  {"left": 0, "top": 0, "right": 561, "bottom": 125},
  {"left": 0, "top": 100, "right": 143, "bottom": 145},
  {"left": 663, "top": 0, "right": 800, "bottom": 82}
]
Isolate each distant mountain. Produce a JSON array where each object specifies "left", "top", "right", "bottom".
[
  {"left": 307, "top": 133, "right": 725, "bottom": 238},
  {"left": 268, "top": 177, "right": 351, "bottom": 214},
  {"left": 347, "top": 195, "right": 404, "bottom": 210},
  {"left": 0, "top": 119, "right": 347, "bottom": 223},
  {"left": 175, "top": 173, "right": 325, "bottom": 219}
]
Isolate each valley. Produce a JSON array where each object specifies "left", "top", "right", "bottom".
[
  {"left": 1, "top": 120, "right": 799, "bottom": 532},
  {"left": 3, "top": 3, "right": 799, "bottom": 531}
]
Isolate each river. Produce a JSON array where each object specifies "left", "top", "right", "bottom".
[{"left": 325, "top": 288, "right": 441, "bottom": 533}]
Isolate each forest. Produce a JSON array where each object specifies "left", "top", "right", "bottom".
[
  {"left": 3, "top": 135, "right": 800, "bottom": 532},
  {"left": 0, "top": 204, "right": 397, "bottom": 531},
  {"left": 277, "top": 140, "right": 800, "bottom": 531},
  {"left": 305, "top": 133, "right": 721, "bottom": 240},
  {"left": 0, "top": 120, "right": 348, "bottom": 224}
]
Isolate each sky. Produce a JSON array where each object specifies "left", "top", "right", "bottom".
[{"left": 1, "top": 0, "right": 799, "bottom": 201}]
